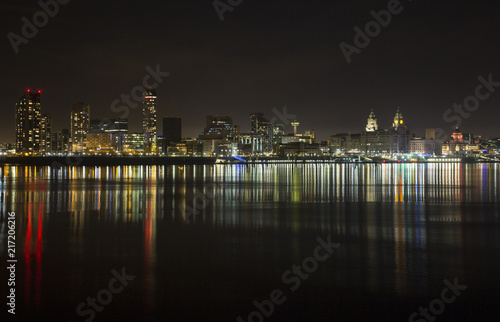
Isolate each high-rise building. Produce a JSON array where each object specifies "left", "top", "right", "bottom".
[
  {"left": 250, "top": 112, "right": 273, "bottom": 152},
  {"left": 250, "top": 113, "right": 269, "bottom": 134},
  {"left": 71, "top": 103, "right": 90, "bottom": 153},
  {"left": 40, "top": 113, "right": 51, "bottom": 154},
  {"left": 143, "top": 89, "right": 157, "bottom": 153},
  {"left": 16, "top": 90, "right": 42, "bottom": 154},
  {"left": 272, "top": 123, "right": 285, "bottom": 145},
  {"left": 163, "top": 117, "right": 182, "bottom": 145}
]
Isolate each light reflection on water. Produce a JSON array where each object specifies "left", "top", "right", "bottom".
[
  {"left": 1, "top": 163, "right": 498, "bottom": 216},
  {"left": 0, "top": 163, "right": 499, "bottom": 320}
]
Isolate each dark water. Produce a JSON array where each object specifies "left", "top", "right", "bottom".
[{"left": 1, "top": 163, "right": 499, "bottom": 321}]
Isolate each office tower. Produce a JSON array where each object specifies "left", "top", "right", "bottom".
[
  {"left": 90, "top": 118, "right": 128, "bottom": 133},
  {"left": 40, "top": 113, "right": 51, "bottom": 154},
  {"left": 143, "top": 89, "right": 157, "bottom": 153},
  {"left": 52, "top": 129, "right": 71, "bottom": 154},
  {"left": 123, "top": 133, "right": 145, "bottom": 153},
  {"left": 365, "top": 109, "right": 378, "bottom": 132},
  {"left": 90, "top": 118, "right": 128, "bottom": 151},
  {"left": 163, "top": 117, "right": 182, "bottom": 145},
  {"left": 250, "top": 113, "right": 269, "bottom": 134},
  {"left": 71, "top": 103, "right": 90, "bottom": 153},
  {"left": 86, "top": 132, "right": 114, "bottom": 153},
  {"left": 15, "top": 89, "right": 41, "bottom": 154},
  {"left": 272, "top": 123, "right": 285, "bottom": 145},
  {"left": 250, "top": 112, "right": 273, "bottom": 152}
]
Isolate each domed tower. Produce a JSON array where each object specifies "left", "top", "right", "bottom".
[
  {"left": 390, "top": 107, "right": 410, "bottom": 154},
  {"left": 365, "top": 109, "right": 378, "bottom": 132},
  {"left": 451, "top": 126, "right": 463, "bottom": 143},
  {"left": 393, "top": 107, "right": 404, "bottom": 129}
]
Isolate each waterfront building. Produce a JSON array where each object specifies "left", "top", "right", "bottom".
[
  {"left": 86, "top": 132, "right": 114, "bottom": 153},
  {"left": 238, "top": 133, "right": 264, "bottom": 155},
  {"left": 123, "top": 132, "right": 145, "bottom": 153},
  {"left": 185, "top": 139, "right": 204, "bottom": 157},
  {"left": 40, "top": 113, "right": 52, "bottom": 154},
  {"left": 143, "top": 89, "right": 157, "bottom": 153},
  {"left": 410, "top": 137, "right": 442, "bottom": 155},
  {"left": 360, "top": 109, "right": 392, "bottom": 156},
  {"left": 15, "top": 90, "right": 41, "bottom": 154},
  {"left": 442, "top": 127, "right": 480, "bottom": 155},
  {"left": 365, "top": 109, "right": 378, "bottom": 132},
  {"left": 361, "top": 129, "right": 391, "bottom": 156},
  {"left": 166, "top": 142, "right": 188, "bottom": 156},
  {"left": 250, "top": 112, "right": 273, "bottom": 152},
  {"left": 90, "top": 118, "right": 128, "bottom": 151},
  {"left": 277, "top": 142, "right": 320, "bottom": 157},
  {"left": 272, "top": 123, "right": 286, "bottom": 145},
  {"left": 329, "top": 133, "right": 363, "bottom": 154},
  {"left": 199, "top": 116, "right": 240, "bottom": 140},
  {"left": 51, "top": 129, "right": 71, "bottom": 154},
  {"left": 71, "top": 103, "right": 90, "bottom": 153},
  {"left": 390, "top": 107, "right": 410, "bottom": 154}
]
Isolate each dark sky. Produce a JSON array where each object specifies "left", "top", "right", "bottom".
[{"left": 1, "top": 0, "right": 500, "bottom": 142}]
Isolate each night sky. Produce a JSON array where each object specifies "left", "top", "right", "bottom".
[{"left": 1, "top": 0, "right": 499, "bottom": 142}]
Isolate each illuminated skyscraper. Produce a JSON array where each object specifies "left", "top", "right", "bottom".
[
  {"left": 40, "top": 113, "right": 52, "bottom": 154},
  {"left": 71, "top": 103, "right": 90, "bottom": 153},
  {"left": 143, "top": 89, "right": 157, "bottom": 153},
  {"left": 15, "top": 89, "right": 41, "bottom": 154}
]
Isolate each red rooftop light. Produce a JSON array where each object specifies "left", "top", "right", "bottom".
[
  {"left": 38, "top": 90, "right": 41, "bottom": 94},
  {"left": 27, "top": 89, "right": 31, "bottom": 92}
]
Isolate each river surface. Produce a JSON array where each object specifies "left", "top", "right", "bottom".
[{"left": 0, "top": 163, "right": 499, "bottom": 321}]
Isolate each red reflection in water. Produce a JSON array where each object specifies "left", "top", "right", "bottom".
[
  {"left": 35, "top": 202, "right": 43, "bottom": 309},
  {"left": 24, "top": 203, "right": 32, "bottom": 305},
  {"left": 23, "top": 202, "right": 43, "bottom": 309},
  {"left": 144, "top": 201, "right": 154, "bottom": 312}
]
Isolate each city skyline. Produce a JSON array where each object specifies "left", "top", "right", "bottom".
[
  {"left": 1, "top": 1, "right": 499, "bottom": 142},
  {"left": 7, "top": 86, "right": 497, "bottom": 159},
  {"left": 4, "top": 87, "right": 499, "bottom": 149}
]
